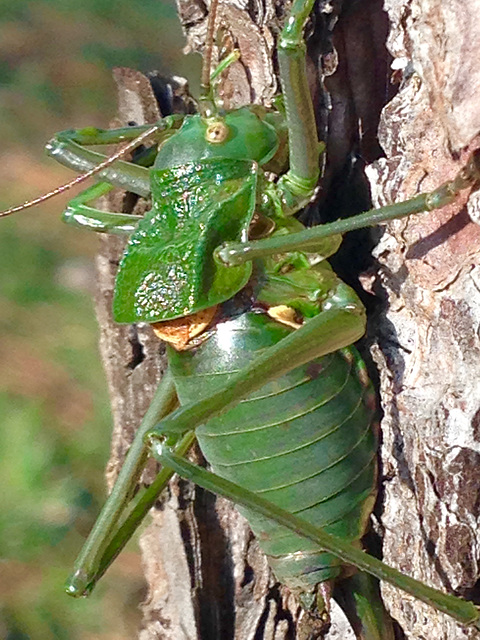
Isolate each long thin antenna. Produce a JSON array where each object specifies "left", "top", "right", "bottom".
[
  {"left": 200, "top": 0, "right": 220, "bottom": 97},
  {"left": 0, "top": 124, "right": 159, "bottom": 218}
]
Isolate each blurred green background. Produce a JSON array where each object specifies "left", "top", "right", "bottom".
[{"left": 0, "top": 1, "right": 200, "bottom": 638}]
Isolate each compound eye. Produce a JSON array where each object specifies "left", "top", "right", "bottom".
[{"left": 205, "top": 121, "right": 230, "bottom": 144}]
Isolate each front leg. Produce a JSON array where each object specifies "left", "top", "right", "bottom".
[
  {"left": 46, "top": 117, "right": 181, "bottom": 197},
  {"left": 61, "top": 182, "right": 143, "bottom": 235}
]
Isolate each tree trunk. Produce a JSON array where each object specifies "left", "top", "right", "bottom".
[
  {"left": 95, "top": 1, "right": 480, "bottom": 639},
  {"left": 366, "top": 2, "right": 480, "bottom": 639}
]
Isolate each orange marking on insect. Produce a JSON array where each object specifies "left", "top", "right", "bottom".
[{"left": 151, "top": 305, "right": 218, "bottom": 350}]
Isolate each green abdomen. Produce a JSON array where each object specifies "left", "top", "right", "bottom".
[{"left": 168, "top": 311, "right": 377, "bottom": 593}]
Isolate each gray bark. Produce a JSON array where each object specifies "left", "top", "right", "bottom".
[
  {"left": 367, "top": 1, "right": 480, "bottom": 639},
  {"left": 94, "top": 1, "right": 480, "bottom": 639}
]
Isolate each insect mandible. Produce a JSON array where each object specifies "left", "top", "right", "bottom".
[{"left": 3, "top": 0, "right": 480, "bottom": 638}]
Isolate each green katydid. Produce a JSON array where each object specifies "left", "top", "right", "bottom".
[{"left": 3, "top": 0, "right": 480, "bottom": 637}]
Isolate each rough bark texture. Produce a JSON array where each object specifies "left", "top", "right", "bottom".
[
  {"left": 94, "top": 1, "right": 480, "bottom": 639},
  {"left": 366, "top": 1, "right": 480, "bottom": 639}
]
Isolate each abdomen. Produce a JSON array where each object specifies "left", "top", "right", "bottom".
[{"left": 168, "top": 311, "right": 377, "bottom": 593}]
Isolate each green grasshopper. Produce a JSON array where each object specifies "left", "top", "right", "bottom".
[{"left": 3, "top": 0, "right": 480, "bottom": 637}]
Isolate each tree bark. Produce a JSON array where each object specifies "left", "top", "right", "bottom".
[
  {"left": 366, "top": 2, "right": 480, "bottom": 639},
  {"left": 94, "top": 1, "right": 480, "bottom": 639}
]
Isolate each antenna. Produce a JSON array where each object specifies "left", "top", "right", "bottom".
[
  {"left": 200, "top": 0, "right": 220, "bottom": 99},
  {"left": 0, "top": 124, "right": 159, "bottom": 218}
]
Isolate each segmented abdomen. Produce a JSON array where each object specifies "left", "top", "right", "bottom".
[{"left": 168, "top": 311, "right": 377, "bottom": 593}]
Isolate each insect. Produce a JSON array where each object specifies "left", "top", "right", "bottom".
[{"left": 3, "top": 0, "right": 480, "bottom": 637}]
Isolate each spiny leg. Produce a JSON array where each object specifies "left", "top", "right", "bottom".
[
  {"left": 66, "top": 369, "right": 181, "bottom": 597},
  {"left": 149, "top": 447, "right": 480, "bottom": 630},
  {"left": 217, "top": 149, "right": 480, "bottom": 266},
  {"left": 78, "top": 429, "right": 196, "bottom": 593}
]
